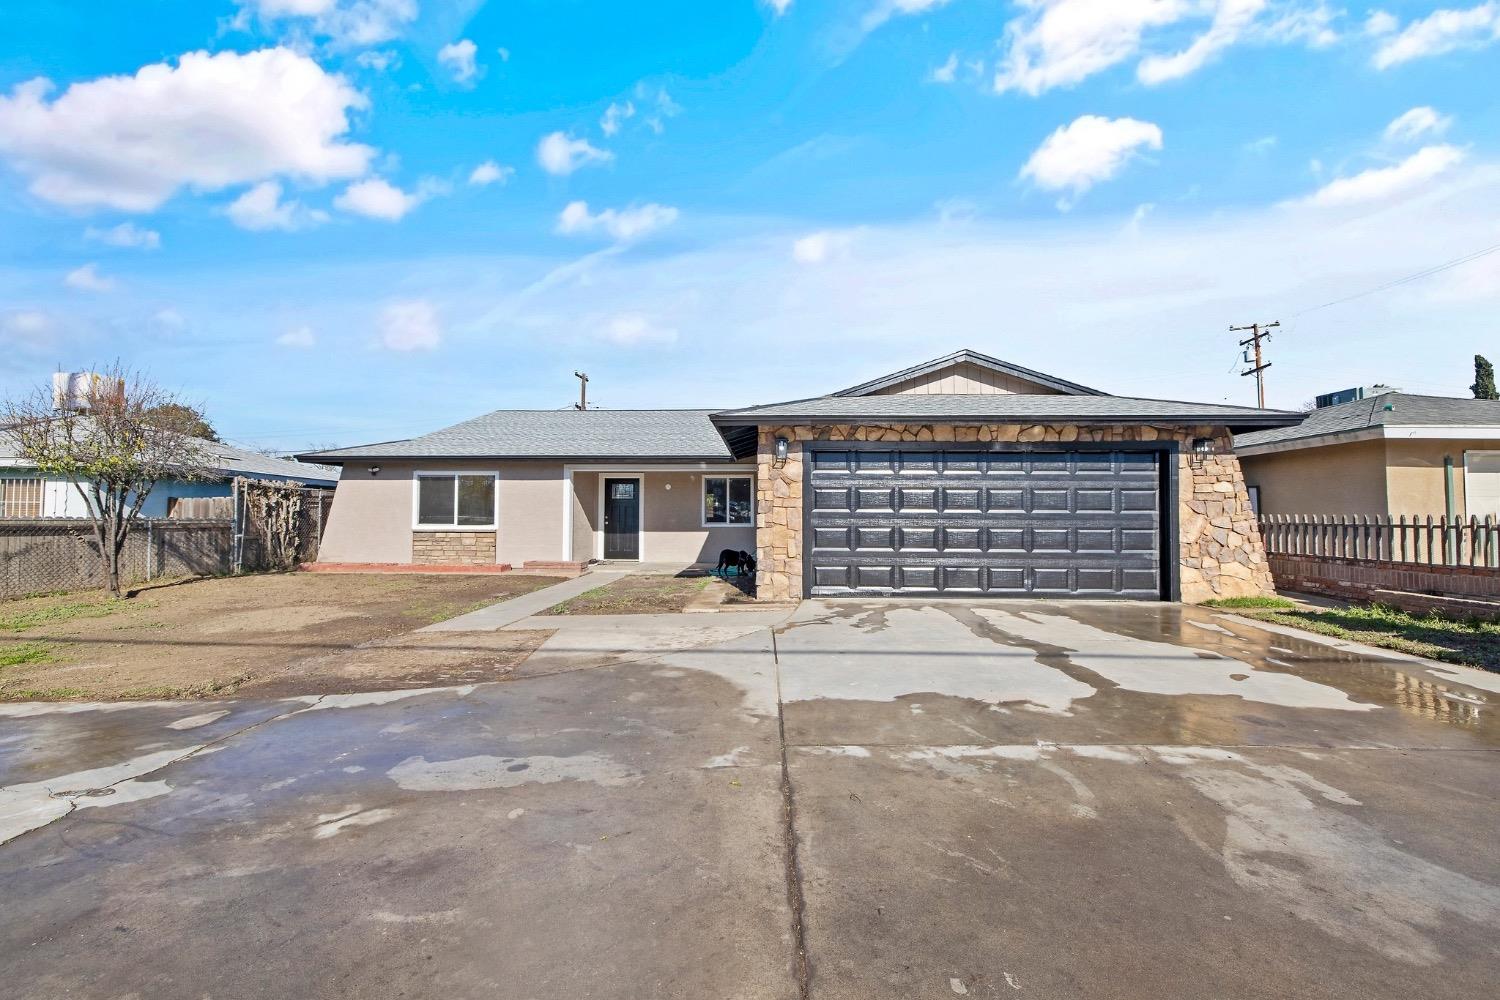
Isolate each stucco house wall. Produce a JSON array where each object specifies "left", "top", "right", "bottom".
[
  {"left": 566, "top": 470, "right": 755, "bottom": 563},
  {"left": 1239, "top": 437, "right": 1500, "bottom": 516},
  {"left": 1239, "top": 440, "right": 1389, "bottom": 515},
  {"left": 754, "top": 423, "right": 1273, "bottom": 604}
]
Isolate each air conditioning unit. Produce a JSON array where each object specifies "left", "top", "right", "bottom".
[{"left": 1314, "top": 384, "right": 1398, "bottom": 409}]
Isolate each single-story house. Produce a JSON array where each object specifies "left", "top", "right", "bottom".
[
  {"left": 0, "top": 438, "right": 338, "bottom": 519},
  {"left": 303, "top": 349, "right": 1300, "bottom": 603},
  {"left": 1235, "top": 393, "right": 1500, "bottom": 517}
]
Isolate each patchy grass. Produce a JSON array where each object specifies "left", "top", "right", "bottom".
[
  {"left": 4, "top": 687, "right": 85, "bottom": 700},
  {"left": 1230, "top": 603, "right": 1500, "bottom": 672},
  {"left": 0, "top": 643, "right": 54, "bottom": 668},
  {"left": 0, "top": 599, "right": 130, "bottom": 633},
  {"left": 1201, "top": 595, "right": 1300, "bottom": 610},
  {"left": 542, "top": 575, "right": 714, "bottom": 615}
]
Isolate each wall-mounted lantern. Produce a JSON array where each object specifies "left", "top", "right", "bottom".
[
  {"left": 368, "top": 464, "right": 381, "bottom": 477},
  {"left": 1191, "top": 437, "right": 1215, "bottom": 457},
  {"left": 773, "top": 435, "right": 790, "bottom": 465}
]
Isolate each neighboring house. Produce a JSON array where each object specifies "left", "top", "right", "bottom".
[
  {"left": 0, "top": 438, "right": 338, "bottom": 519},
  {"left": 303, "top": 349, "right": 1299, "bottom": 603},
  {"left": 1235, "top": 393, "right": 1500, "bottom": 517}
]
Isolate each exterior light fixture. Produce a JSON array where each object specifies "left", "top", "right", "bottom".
[
  {"left": 773, "top": 436, "right": 790, "bottom": 463},
  {"left": 1191, "top": 437, "right": 1214, "bottom": 457},
  {"left": 368, "top": 464, "right": 381, "bottom": 477}
]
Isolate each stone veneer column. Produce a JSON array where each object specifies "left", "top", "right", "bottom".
[{"left": 754, "top": 423, "right": 1273, "bottom": 604}]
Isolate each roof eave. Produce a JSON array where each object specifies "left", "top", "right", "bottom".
[
  {"left": 711, "top": 413, "right": 1304, "bottom": 431},
  {"left": 300, "top": 452, "right": 741, "bottom": 464}
]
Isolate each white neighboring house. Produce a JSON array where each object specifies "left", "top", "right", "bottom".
[{"left": 0, "top": 437, "right": 338, "bottom": 520}]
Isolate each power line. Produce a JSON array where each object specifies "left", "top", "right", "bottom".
[{"left": 1293, "top": 242, "right": 1500, "bottom": 317}]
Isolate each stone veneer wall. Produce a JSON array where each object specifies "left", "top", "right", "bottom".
[
  {"left": 754, "top": 424, "right": 1274, "bottom": 604},
  {"left": 412, "top": 531, "right": 497, "bottom": 566}
]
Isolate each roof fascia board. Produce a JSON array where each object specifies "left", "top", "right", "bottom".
[
  {"left": 1236, "top": 424, "right": 1500, "bottom": 457},
  {"left": 711, "top": 413, "right": 1303, "bottom": 428},
  {"left": 831, "top": 350, "right": 1105, "bottom": 397}
]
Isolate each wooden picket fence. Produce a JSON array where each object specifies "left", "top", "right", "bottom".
[{"left": 1258, "top": 513, "right": 1500, "bottom": 569}]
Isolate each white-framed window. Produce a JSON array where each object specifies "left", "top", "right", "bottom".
[
  {"left": 702, "top": 475, "right": 753, "bottom": 527},
  {"left": 412, "top": 472, "right": 497, "bottom": 530},
  {"left": 1465, "top": 451, "right": 1500, "bottom": 516},
  {"left": 0, "top": 477, "right": 43, "bottom": 519}
]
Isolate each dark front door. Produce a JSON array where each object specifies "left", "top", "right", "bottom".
[
  {"left": 603, "top": 477, "right": 641, "bottom": 560},
  {"left": 806, "top": 447, "right": 1164, "bottom": 599}
]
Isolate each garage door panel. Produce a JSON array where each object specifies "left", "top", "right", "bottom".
[{"left": 807, "top": 447, "right": 1164, "bottom": 599}]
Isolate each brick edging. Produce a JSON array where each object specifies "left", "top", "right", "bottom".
[{"left": 300, "top": 562, "right": 514, "bottom": 574}]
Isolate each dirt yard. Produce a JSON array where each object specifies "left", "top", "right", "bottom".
[
  {"left": 540, "top": 571, "right": 754, "bottom": 615},
  {"left": 0, "top": 572, "right": 564, "bottom": 701}
]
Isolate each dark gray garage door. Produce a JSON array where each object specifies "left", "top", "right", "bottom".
[{"left": 806, "top": 448, "right": 1163, "bottom": 599}]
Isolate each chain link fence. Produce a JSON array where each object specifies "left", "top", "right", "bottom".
[{"left": 0, "top": 484, "right": 334, "bottom": 599}]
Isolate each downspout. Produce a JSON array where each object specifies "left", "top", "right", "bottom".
[{"left": 1444, "top": 454, "right": 1456, "bottom": 562}]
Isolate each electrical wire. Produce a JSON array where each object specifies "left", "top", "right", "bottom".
[{"left": 1292, "top": 242, "right": 1500, "bottom": 317}]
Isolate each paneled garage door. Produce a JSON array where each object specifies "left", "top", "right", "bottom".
[{"left": 806, "top": 447, "right": 1164, "bottom": 599}]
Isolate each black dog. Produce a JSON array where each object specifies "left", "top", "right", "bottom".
[{"left": 714, "top": 548, "right": 757, "bottom": 577}]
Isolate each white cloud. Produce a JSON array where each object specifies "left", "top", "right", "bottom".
[
  {"left": 437, "top": 39, "right": 480, "bottom": 84},
  {"left": 277, "top": 324, "right": 317, "bottom": 348},
  {"left": 1364, "top": 10, "right": 1398, "bottom": 35},
  {"left": 864, "top": 0, "right": 953, "bottom": 33},
  {"left": 994, "top": 1, "right": 1341, "bottom": 95},
  {"left": 767, "top": 0, "right": 794, "bottom": 15},
  {"left": 930, "top": 52, "right": 959, "bottom": 83},
  {"left": 1298, "top": 145, "right": 1466, "bottom": 207},
  {"left": 152, "top": 308, "right": 188, "bottom": 333},
  {"left": 1138, "top": 0, "right": 1266, "bottom": 85},
  {"left": 355, "top": 49, "right": 400, "bottom": 71},
  {"left": 238, "top": 0, "right": 418, "bottom": 48},
  {"left": 1372, "top": 3, "right": 1500, "bottom": 68},
  {"left": 334, "top": 177, "right": 425, "bottom": 220},
  {"left": 600, "top": 100, "right": 635, "bottom": 137},
  {"left": 1244, "top": 135, "right": 1278, "bottom": 154},
  {"left": 556, "top": 201, "right": 678, "bottom": 242},
  {"left": 496, "top": 46, "right": 511, "bottom": 62},
  {"left": 792, "top": 230, "right": 855, "bottom": 264},
  {"left": 1020, "top": 115, "right": 1163, "bottom": 207},
  {"left": 64, "top": 263, "right": 117, "bottom": 292},
  {"left": 468, "top": 160, "right": 513, "bottom": 186},
  {"left": 84, "top": 222, "right": 160, "bottom": 249},
  {"left": 0, "top": 48, "right": 372, "bottom": 212},
  {"left": 536, "top": 131, "right": 613, "bottom": 176},
  {"left": 1384, "top": 106, "right": 1452, "bottom": 143},
  {"left": 601, "top": 314, "right": 677, "bottom": 346},
  {"left": 227, "top": 180, "right": 327, "bottom": 231},
  {"left": 378, "top": 299, "right": 441, "bottom": 350},
  {"left": 635, "top": 83, "right": 682, "bottom": 135},
  {"left": 1, "top": 310, "right": 54, "bottom": 346},
  {"left": 994, "top": 0, "right": 1188, "bottom": 95}
]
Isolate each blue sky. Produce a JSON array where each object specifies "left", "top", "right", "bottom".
[{"left": 2, "top": 1, "right": 1498, "bottom": 453}]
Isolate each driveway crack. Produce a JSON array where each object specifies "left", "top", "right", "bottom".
[{"left": 774, "top": 634, "right": 812, "bottom": 1000}]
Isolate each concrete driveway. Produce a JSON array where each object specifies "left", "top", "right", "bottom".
[{"left": 1, "top": 601, "right": 1497, "bottom": 999}]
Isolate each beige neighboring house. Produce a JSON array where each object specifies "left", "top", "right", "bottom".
[
  {"left": 1235, "top": 393, "right": 1500, "bottom": 517},
  {"left": 302, "top": 349, "right": 1301, "bottom": 603}
]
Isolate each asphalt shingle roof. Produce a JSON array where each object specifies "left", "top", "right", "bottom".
[
  {"left": 302, "top": 409, "right": 736, "bottom": 462},
  {"left": 712, "top": 393, "right": 1302, "bottom": 430},
  {"left": 1234, "top": 393, "right": 1500, "bottom": 449}
]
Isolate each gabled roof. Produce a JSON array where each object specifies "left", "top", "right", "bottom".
[
  {"left": 832, "top": 348, "right": 1105, "bottom": 397},
  {"left": 1235, "top": 393, "right": 1500, "bottom": 453},
  {"left": 712, "top": 393, "right": 1302, "bottom": 431},
  {"left": 300, "top": 409, "right": 739, "bottom": 463}
]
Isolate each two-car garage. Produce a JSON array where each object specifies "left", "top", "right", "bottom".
[{"left": 804, "top": 446, "right": 1167, "bottom": 599}]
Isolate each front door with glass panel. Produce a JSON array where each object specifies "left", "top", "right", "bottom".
[{"left": 603, "top": 478, "right": 640, "bottom": 559}]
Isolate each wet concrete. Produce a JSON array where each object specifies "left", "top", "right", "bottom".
[{"left": 1, "top": 599, "right": 1497, "bottom": 998}]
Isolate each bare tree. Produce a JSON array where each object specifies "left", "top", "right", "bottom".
[{"left": 2, "top": 365, "right": 213, "bottom": 598}]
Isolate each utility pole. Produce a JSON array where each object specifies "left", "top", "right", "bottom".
[
  {"left": 1231, "top": 321, "right": 1279, "bottom": 408},
  {"left": 573, "top": 371, "right": 589, "bottom": 411}
]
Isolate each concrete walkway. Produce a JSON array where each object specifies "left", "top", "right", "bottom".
[{"left": 419, "top": 569, "right": 632, "bottom": 632}]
